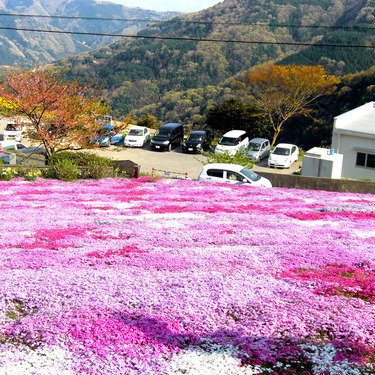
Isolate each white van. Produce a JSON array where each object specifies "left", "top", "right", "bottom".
[
  {"left": 214, "top": 130, "right": 249, "bottom": 156},
  {"left": 3, "top": 122, "right": 25, "bottom": 142}
]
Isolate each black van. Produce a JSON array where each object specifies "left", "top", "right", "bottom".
[{"left": 150, "top": 123, "right": 184, "bottom": 151}]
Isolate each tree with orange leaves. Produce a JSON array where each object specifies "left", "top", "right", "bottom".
[
  {"left": 0, "top": 67, "right": 107, "bottom": 161},
  {"left": 235, "top": 63, "right": 340, "bottom": 146}
]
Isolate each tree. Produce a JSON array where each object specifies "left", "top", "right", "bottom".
[
  {"left": 0, "top": 67, "right": 107, "bottom": 161},
  {"left": 236, "top": 63, "right": 340, "bottom": 146},
  {"left": 137, "top": 114, "right": 161, "bottom": 129},
  {"left": 206, "top": 98, "right": 269, "bottom": 138}
]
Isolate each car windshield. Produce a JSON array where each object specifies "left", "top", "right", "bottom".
[
  {"left": 240, "top": 167, "right": 261, "bottom": 182},
  {"left": 129, "top": 129, "right": 143, "bottom": 136},
  {"left": 273, "top": 147, "right": 290, "bottom": 156},
  {"left": 154, "top": 128, "right": 171, "bottom": 137},
  {"left": 219, "top": 136, "right": 239, "bottom": 146},
  {"left": 187, "top": 134, "right": 203, "bottom": 142},
  {"left": 248, "top": 142, "right": 260, "bottom": 151},
  {"left": 5, "top": 124, "right": 18, "bottom": 131},
  {"left": 3, "top": 145, "right": 16, "bottom": 151}
]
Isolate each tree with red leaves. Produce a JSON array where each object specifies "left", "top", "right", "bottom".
[{"left": 0, "top": 67, "right": 107, "bottom": 161}]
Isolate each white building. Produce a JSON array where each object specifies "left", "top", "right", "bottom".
[{"left": 331, "top": 101, "right": 375, "bottom": 181}]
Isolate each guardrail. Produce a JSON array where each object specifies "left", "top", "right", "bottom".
[{"left": 152, "top": 167, "right": 189, "bottom": 180}]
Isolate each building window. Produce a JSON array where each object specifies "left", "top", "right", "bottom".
[{"left": 356, "top": 152, "right": 375, "bottom": 169}]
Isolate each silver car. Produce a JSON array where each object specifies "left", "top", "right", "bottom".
[{"left": 247, "top": 138, "right": 271, "bottom": 161}]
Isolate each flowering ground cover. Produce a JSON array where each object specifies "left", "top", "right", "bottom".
[{"left": 0, "top": 177, "right": 374, "bottom": 374}]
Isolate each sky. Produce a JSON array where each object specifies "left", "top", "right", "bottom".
[{"left": 104, "top": 0, "right": 222, "bottom": 13}]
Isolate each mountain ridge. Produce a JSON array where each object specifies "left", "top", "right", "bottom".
[
  {"left": 54, "top": 0, "right": 375, "bottom": 121},
  {"left": 0, "top": 0, "right": 180, "bottom": 66}
]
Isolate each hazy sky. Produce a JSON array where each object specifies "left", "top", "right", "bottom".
[{"left": 104, "top": 0, "right": 222, "bottom": 13}]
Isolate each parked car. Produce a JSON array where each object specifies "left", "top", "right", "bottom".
[
  {"left": 123, "top": 126, "right": 150, "bottom": 147},
  {"left": 182, "top": 130, "right": 212, "bottom": 153},
  {"left": 247, "top": 138, "right": 271, "bottom": 161},
  {"left": 214, "top": 130, "right": 249, "bottom": 156},
  {"left": 3, "top": 122, "right": 25, "bottom": 142},
  {"left": 1, "top": 141, "right": 46, "bottom": 155},
  {"left": 150, "top": 123, "right": 184, "bottom": 151},
  {"left": 110, "top": 132, "right": 125, "bottom": 145},
  {"left": 198, "top": 163, "right": 272, "bottom": 188},
  {"left": 268, "top": 143, "right": 299, "bottom": 168},
  {"left": 0, "top": 152, "right": 22, "bottom": 165},
  {"left": 88, "top": 131, "right": 113, "bottom": 147}
]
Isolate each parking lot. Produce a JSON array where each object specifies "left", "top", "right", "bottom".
[
  {"left": 91, "top": 143, "right": 208, "bottom": 180},
  {"left": 1, "top": 118, "right": 302, "bottom": 180},
  {"left": 91, "top": 143, "right": 302, "bottom": 180}
]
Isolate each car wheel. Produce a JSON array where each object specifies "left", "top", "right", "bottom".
[{"left": 168, "top": 143, "right": 172, "bottom": 152}]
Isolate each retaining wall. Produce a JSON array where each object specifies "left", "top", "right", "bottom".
[{"left": 259, "top": 172, "right": 375, "bottom": 195}]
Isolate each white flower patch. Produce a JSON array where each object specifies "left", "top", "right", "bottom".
[
  {"left": 78, "top": 201, "right": 115, "bottom": 209},
  {"left": 300, "top": 343, "right": 369, "bottom": 375},
  {"left": 114, "top": 202, "right": 144, "bottom": 209},
  {"left": 0, "top": 345, "right": 75, "bottom": 375},
  {"left": 354, "top": 230, "right": 375, "bottom": 239},
  {"left": 133, "top": 212, "right": 200, "bottom": 228},
  {"left": 167, "top": 343, "right": 261, "bottom": 375},
  {"left": 0, "top": 190, "right": 14, "bottom": 195}
]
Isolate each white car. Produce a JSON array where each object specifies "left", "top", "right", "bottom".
[
  {"left": 123, "top": 126, "right": 150, "bottom": 147},
  {"left": 1, "top": 141, "right": 45, "bottom": 155},
  {"left": 198, "top": 163, "right": 272, "bottom": 188},
  {"left": 3, "top": 122, "right": 25, "bottom": 142},
  {"left": 268, "top": 143, "right": 299, "bottom": 168},
  {"left": 214, "top": 130, "right": 249, "bottom": 156}
]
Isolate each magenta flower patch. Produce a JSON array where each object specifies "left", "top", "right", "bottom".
[{"left": 0, "top": 177, "right": 374, "bottom": 374}]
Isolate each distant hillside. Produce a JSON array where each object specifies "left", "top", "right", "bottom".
[
  {"left": 55, "top": 0, "right": 375, "bottom": 121},
  {"left": 0, "top": 0, "right": 179, "bottom": 66}
]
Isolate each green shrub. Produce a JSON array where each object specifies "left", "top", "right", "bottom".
[
  {"left": 51, "top": 159, "right": 80, "bottom": 181},
  {"left": 86, "top": 158, "right": 113, "bottom": 180},
  {"left": 49, "top": 151, "right": 100, "bottom": 167},
  {"left": 0, "top": 167, "right": 18, "bottom": 181},
  {"left": 17, "top": 164, "right": 42, "bottom": 181},
  {"left": 48, "top": 152, "right": 114, "bottom": 180},
  {"left": 197, "top": 150, "right": 254, "bottom": 169}
]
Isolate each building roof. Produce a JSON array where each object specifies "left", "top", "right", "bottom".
[{"left": 333, "top": 101, "right": 375, "bottom": 136}]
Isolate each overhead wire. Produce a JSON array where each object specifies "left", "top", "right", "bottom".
[
  {"left": 0, "top": 13, "right": 373, "bottom": 49},
  {"left": 0, "top": 12, "right": 374, "bottom": 31}
]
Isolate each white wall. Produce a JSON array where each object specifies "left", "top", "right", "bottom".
[{"left": 332, "top": 133, "right": 375, "bottom": 180}]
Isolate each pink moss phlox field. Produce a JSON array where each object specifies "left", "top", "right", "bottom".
[{"left": 0, "top": 177, "right": 375, "bottom": 374}]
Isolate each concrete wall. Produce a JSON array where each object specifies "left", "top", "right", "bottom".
[
  {"left": 332, "top": 133, "right": 375, "bottom": 180},
  {"left": 112, "top": 160, "right": 139, "bottom": 177},
  {"left": 259, "top": 172, "right": 375, "bottom": 195}
]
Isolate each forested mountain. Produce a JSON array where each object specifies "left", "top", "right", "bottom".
[
  {"left": 55, "top": 0, "right": 375, "bottom": 123},
  {"left": 0, "top": 0, "right": 179, "bottom": 66}
]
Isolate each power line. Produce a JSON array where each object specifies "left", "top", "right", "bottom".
[
  {"left": 1, "top": 25, "right": 373, "bottom": 49},
  {"left": 0, "top": 12, "right": 374, "bottom": 31}
]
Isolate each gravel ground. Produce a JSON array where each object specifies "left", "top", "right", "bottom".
[
  {"left": 1, "top": 118, "right": 302, "bottom": 180},
  {"left": 90, "top": 143, "right": 302, "bottom": 180}
]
